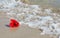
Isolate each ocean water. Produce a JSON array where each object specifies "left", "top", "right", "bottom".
[
  {"left": 0, "top": 0, "right": 60, "bottom": 8},
  {"left": 29, "top": 0, "right": 60, "bottom": 8}
]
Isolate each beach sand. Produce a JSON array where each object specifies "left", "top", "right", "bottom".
[{"left": 0, "top": 13, "right": 57, "bottom": 38}]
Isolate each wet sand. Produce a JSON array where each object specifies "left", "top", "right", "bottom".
[{"left": 0, "top": 13, "right": 57, "bottom": 38}]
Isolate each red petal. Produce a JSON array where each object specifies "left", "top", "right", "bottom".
[{"left": 9, "top": 19, "right": 20, "bottom": 28}]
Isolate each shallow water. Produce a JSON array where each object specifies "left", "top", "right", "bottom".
[
  {"left": 29, "top": 0, "right": 60, "bottom": 8},
  {"left": 0, "top": 0, "right": 60, "bottom": 8}
]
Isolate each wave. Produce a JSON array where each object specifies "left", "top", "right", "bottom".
[{"left": 0, "top": 0, "right": 60, "bottom": 37}]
